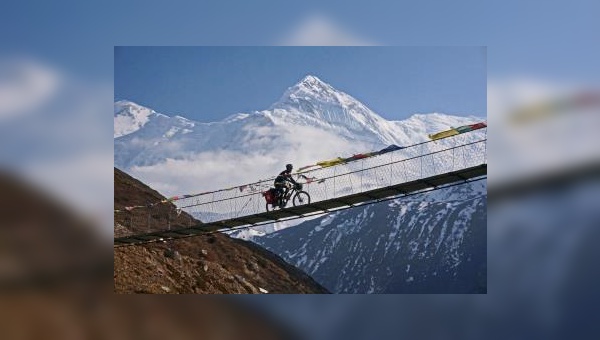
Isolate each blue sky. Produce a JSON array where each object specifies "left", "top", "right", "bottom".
[{"left": 115, "top": 47, "right": 486, "bottom": 122}]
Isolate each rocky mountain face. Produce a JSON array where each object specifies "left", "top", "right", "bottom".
[{"left": 114, "top": 167, "right": 329, "bottom": 294}]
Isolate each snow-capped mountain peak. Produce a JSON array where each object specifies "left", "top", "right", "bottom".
[
  {"left": 114, "top": 100, "right": 159, "bottom": 138},
  {"left": 114, "top": 100, "right": 152, "bottom": 116},
  {"left": 296, "top": 74, "right": 335, "bottom": 94},
  {"left": 264, "top": 75, "right": 410, "bottom": 146},
  {"left": 273, "top": 74, "right": 349, "bottom": 108}
]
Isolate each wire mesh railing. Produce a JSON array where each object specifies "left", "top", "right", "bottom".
[{"left": 180, "top": 129, "right": 486, "bottom": 221}]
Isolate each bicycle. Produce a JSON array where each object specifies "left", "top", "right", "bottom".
[{"left": 263, "top": 182, "right": 311, "bottom": 212}]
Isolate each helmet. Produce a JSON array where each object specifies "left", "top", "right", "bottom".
[{"left": 286, "top": 163, "right": 293, "bottom": 171}]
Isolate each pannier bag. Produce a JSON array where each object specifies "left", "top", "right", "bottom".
[{"left": 263, "top": 188, "right": 276, "bottom": 204}]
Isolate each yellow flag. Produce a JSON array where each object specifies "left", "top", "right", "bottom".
[
  {"left": 428, "top": 128, "right": 459, "bottom": 140},
  {"left": 316, "top": 157, "right": 346, "bottom": 168}
]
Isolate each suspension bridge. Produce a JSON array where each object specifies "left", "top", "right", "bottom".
[{"left": 115, "top": 128, "right": 487, "bottom": 246}]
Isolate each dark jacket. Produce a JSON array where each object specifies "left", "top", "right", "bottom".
[{"left": 274, "top": 169, "right": 296, "bottom": 186}]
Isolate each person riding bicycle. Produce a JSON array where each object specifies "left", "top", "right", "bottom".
[{"left": 274, "top": 163, "right": 297, "bottom": 208}]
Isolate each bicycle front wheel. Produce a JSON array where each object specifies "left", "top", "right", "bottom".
[{"left": 292, "top": 191, "right": 311, "bottom": 207}]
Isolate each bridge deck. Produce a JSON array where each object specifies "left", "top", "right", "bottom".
[{"left": 114, "top": 163, "right": 487, "bottom": 246}]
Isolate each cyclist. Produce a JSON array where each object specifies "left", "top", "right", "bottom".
[{"left": 274, "top": 163, "right": 298, "bottom": 208}]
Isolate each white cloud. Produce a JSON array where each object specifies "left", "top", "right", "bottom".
[
  {"left": 127, "top": 123, "right": 375, "bottom": 198},
  {"left": 278, "top": 13, "right": 378, "bottom": 46},
  {"left": 129, "top": 151, "right": 279, "bottom": 198},
  {"left": 0, "top": 58, "right": 62, "bottom": 121}
]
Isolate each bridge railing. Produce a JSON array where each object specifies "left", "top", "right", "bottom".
[
  {"left": 179, "top": 128, "right": 487, "bottom": 223},
  {"left": 114, "top": 203, "right": 195, "bottom": 238}
]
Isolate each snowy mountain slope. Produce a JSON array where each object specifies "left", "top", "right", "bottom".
[
  {"left": 254, "top": 182, "right": 487, "bottom": 294},
  {"left": 114, "top": 75, "right": 485, "bottom": 197}
]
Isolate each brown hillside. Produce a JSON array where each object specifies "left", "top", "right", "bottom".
[
  {"left": 114, "top": 168, "right": 329, "bottom": 294},
  {"left": 114, "top": 167, "right": 204, "bottom": 236}
]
